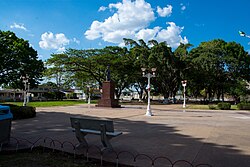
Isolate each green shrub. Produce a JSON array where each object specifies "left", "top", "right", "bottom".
[
  {"left": 237, "top": 103, "right": 250, "bottom": 110},
  {"left": 12, "top": 106, "right": 36, "bottom": 120},
  {"left": 208, "top": 104, "right": 217, "bottom": 110},
  {"left": 1, "top": 104, "right": 36, "bottom": 119},
  {"left": 217, "top": 102, "right": 231, "bottom": 110}
]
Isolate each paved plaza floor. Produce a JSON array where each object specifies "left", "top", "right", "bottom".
[{"left": 9, "top": 104, "right": 250, "bottom": 166}]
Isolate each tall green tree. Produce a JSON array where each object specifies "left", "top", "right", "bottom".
[
  {"left": 174, "top": 43, "right": 193, "bottom": 59},
  {"left": 44, "top": 53, "right": 74, "bottom": 98},
  {"left": 0, "top": 30, "right": 45, "bottom": 89},
  {"left": 46, "top": 46, "right": 132, "bottom": 99},
  {"left": 91, "top": 46, "right": 131, "bottom": 98},
  {"left": 123, "top": 38, "right": 151, "bottom": 101},
  {"left": 124, "top": 39, "right": 190, "bottom": 101},
  {"left": 187, "top": 39, "right": 250, "bottom": 102},
  {"left": 187, "top": 39, "right": 228, "bottom": 100},
  {"left": 224, "top": 41, "right": 250, "bottom": 102},
  {"left": 149, "top": 41, "right": 181, "bottom": 99}
]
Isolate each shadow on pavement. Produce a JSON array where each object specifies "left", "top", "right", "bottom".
[{"left": 10, "top": 110, "right": 250, "bottom": 167}]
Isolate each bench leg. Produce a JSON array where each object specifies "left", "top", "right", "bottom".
[
  {"left": 101, "top": 135, "right": 113, "bottom": 150},
  {"left": 74, "top": 121, "right": 88, "bottom": 148},
  {"left": 100, "top": 124, "right": 113, "bottom": 150},
  {"left": 75, "top": 133, "right": 88, "bottom": 149}
]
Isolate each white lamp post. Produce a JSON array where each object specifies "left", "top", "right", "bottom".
[
  {"left": 181, "top": 80, "right": 187, "bottom": 108},
  {"left": 141, "top": 68, "right": 156, "bottom": 116},
  {"left": 86, "top": 83, "right": 96, "bottom": 106},
  {"left": 21, "top": 74, "right": 29, "bottom": 106}
]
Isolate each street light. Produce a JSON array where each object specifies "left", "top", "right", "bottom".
[
  {"left": 141, "top": 67, "right": 156, "bottom": 116},
  {"left": 86, "top": 83, "right": 96, "bottom": 106},
  {"left": 20, "top": 74, "right": 29, "bottom": 106},
  {"left": 181, "top": 80, "right": 187, "bottom": 108},
  {"left": 239, "top": 31, "right": 250, "bottom": 38}
]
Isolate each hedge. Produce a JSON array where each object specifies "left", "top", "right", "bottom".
[
  {"left": 208, "top": 104, "right": 217, "bottom": 110},
  {"left": 217, "top": 102, "right": 231, "bottom": 110},
  {"left": 1, "top": 104, "right": 36, "bottom": 120},
  {"left": 237, "top": 103, "right": 250, "bottom": 110}
]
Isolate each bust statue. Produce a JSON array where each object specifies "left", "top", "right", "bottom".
[{"left": 106, "top": 65, "right": 111, "bottom": 81}]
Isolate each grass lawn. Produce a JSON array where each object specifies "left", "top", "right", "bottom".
[
  {"left": 187, "top": 104, "right": 238, "bottom": 110},
  {"left": 1, "top": 100, "right": 239, "bottom": 110},
  {"left": 0, "top": 149, "right": 97, "bottom": 167},
  {"left": 2, "top": 100, "right": 97, "bottom": 107}
]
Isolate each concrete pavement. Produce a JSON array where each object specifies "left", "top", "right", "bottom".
[{"left": 9, "top": 104, "right": 250, "bottom": 166}]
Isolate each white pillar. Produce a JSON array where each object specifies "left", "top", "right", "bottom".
[
  {"left": 26, "top": 83, "right": 30, "bottom": 103},
  {"left": 23, "top": 82, "right": 27, "bottom": 106},
  {"left": 87, "top": 86, "right": 91, "bottom": 106},
  {"left": 146, "top": 75, "right": 153, "bottom": 116},
  {"left": 183, "top": 85, "right": 186, "bottom": 108}
]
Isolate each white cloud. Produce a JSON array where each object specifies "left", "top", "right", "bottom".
[
  {"left": 10, "top": 23, "right": 28, "bottom": 31},
  {"left": 39, "top": 32, "right": 70, "bottom": 52},
  {"left": 85, "top": 0, "right": 155, "bottom": 44},
  {"left": 56, "top": 47, "right": 66, "bottom": 53},
  {"left": 156, "top": 22, "right": 188, "bottom": 48},
  {"left": 73, "top": 38, "right": 80, "bottom": 44},
  {"left": 181, "top": 6, "right": 186, "bottom": 11},
  {"left": 157, "top": 5, "right": 172, "bottom": 17},
  {"left": 136, "top": 27, "right": 160, "bottom": 41},
  {"left": 103, "top": 30, "right": 135, "bottom": 43},
  {"left": 85, "top": 0, "right": 188, "bottom": 49},
  {"left": 180, "top": 3, "right": 186, "bottom": 11},
  {"left": 85, "top": 21, "right": 102, "bottom": 40},
  {"left": 98, "top": 6, "right": 107, "bottom": 12}
]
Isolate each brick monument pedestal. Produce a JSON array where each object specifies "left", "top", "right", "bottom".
[{"left": 96, "top": 81, "right": 121, "bottom": 108}]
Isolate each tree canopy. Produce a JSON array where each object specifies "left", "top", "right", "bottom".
[
  {"left": 0, "top": 30, "right": 45, "bottom": 89},
  {"left": 45, "top": 38, "right": 250, "bottom": 102},
  {"left": 187, "top": 39, "right": 250, "bottom": 101}
]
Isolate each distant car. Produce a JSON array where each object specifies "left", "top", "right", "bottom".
[
  {"left": 32, "top": 96, "right": 47, "bottom": 101},
  {"left": 121, "top": 96, "right": 132, "bottom": 101},
  {"left": 92, "top": 94, "right": 101, "bottom": 100}
]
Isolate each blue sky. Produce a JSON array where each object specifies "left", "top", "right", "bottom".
[{"left": 1, "top": 0, "right": 250, "bottom": 61}]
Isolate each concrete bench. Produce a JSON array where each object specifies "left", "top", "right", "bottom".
[{"left": 70, "top": 117, "right": 122, "bottom": 150}]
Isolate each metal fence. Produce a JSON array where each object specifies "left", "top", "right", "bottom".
[{"left": 0, "top": 136, "right": 212, "bottom": 167}]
